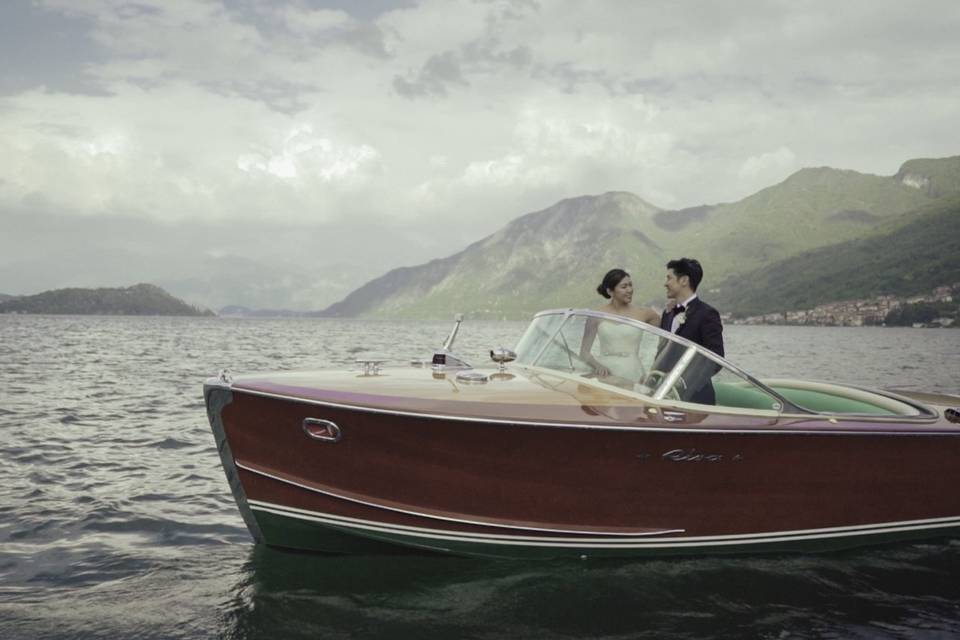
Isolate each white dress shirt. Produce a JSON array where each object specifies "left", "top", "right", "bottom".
[{"left": 670, "top": 294, "right": 698, "bottom": 333}]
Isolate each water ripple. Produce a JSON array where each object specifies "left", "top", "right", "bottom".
[{"left": 1, "top": 315, "right": 958, "bottom": 640}]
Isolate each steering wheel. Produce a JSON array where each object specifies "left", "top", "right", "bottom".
[
  {"left": 644, "top": 370, "right": 682, "bottom": 401},
  {"left": 645, "top": 369, "right": 667, "bottom": 387}
]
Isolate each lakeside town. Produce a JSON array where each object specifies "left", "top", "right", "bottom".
[{"left": 730, "top": 284, "right": 958, "bottom": 328}]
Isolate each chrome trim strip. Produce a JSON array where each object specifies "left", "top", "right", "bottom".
[
  {"left": 249, "top": 499, "right": 960, "bottom": 549},
  {"left": 248, "top": 500, "right": 681, "bottom": 542},
  {"left": 229, "top": 385, "right": 953, "bottom": 435},
  {"left": 236, "top": 461, "right": 683, "bottom": 537}
]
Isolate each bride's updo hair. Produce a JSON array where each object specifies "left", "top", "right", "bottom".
[{"left": 597, "top": 268, "right": 629, "bottom": 299}]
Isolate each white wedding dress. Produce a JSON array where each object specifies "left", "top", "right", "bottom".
[{"left": 595, "top": 321, "right": 647, "bottom": 384}]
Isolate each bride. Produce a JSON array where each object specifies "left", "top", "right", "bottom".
[{"left": 580, "top": 268, "right": 660, "bottom": 386}]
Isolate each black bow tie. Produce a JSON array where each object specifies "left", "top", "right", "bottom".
[{"left": 673, "top": 305, "right": 686, "bottom": 313}]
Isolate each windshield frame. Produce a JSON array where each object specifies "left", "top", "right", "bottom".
[{"left": 518, "top": 308, "right": 805, "bottom": 414}]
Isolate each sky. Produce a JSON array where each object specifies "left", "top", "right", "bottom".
[{"left": 2, "top": 0, "right": 959, "bottom": 310}]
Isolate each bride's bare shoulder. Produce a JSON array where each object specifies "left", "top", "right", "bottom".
[{"left": 632, "top": 307, "right": 661, "bottom": 324}]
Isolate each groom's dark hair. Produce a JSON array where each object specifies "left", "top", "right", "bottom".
[{"left": 666, "top": 258, "right": 703, "bottom": 291}]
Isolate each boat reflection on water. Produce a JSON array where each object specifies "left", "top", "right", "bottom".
[
  {"left": 204, "top": 309, "right": 960, "bottom": 559},
  {"left": 217, "top": 541, "right": 960, "bottom": 639}
]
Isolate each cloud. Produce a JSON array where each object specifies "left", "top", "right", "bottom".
[
  {"left": 2, "top": 0, "right": 960, "bottom": 308},
  {"left": 393, "top": 50, "right": 468, "bottom": 98},
  {"left": 276, "top": 6, "right": 391, "bottom": 57},
  {"left": 409, "top": 96, "right": 676, "bottom": 212},
  {"left": 738, "top": 146, "right": 798, "bottom": 183},
  {"left": 0, "top": 84, "right": 384, "bottom": 223},
  {"left": 35, "top": 0, "right": 391, "bottom": 98},
  {"left": 236, "top": 124, "right": 380, "bottom": 182}
]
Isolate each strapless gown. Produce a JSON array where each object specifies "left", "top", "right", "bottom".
[{"left": 595, "top": 321, "right": 646, "bottom": 384}]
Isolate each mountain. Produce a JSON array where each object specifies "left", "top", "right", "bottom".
[
  {"left": 0, "top": 283, "right": 215, "bottom": 316},
  {"left": 321, "top": 192, "right": 666, "bottom": 318},
  {"left": 321, "top": 155, "right": 958, "bottom": 318},
  {"left": 710, "top": 196, "right": 960, "bottom": 317},
  {"left": 0, "top": 293, "right": 15, "bottom": 302},
  {"left": 680, "top": 164, "right": 936, "bottom": 276}
]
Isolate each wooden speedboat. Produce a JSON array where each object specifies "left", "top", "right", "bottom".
[{"left": 204, "top": 310, "right": 960, "bottom": 558}]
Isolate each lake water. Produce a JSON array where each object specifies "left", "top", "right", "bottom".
[{"left": 2, "top": 315, "right": 959, "bottom": 639}]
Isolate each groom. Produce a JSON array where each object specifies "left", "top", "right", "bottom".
[{"left": 660, "top": 257, "right": 724, "bottom": 405}]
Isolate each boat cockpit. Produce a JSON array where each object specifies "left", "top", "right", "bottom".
[{"left": 512, "top": 309, "right": 929, "bottom": 418}]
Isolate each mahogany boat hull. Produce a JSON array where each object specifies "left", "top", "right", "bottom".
[{"left": 205, "top": 372, "right": 960, "bottom": 559}]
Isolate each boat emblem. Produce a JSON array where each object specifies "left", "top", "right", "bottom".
[{"left": 302, "top": 418, "right": 342, "bottom": 442}]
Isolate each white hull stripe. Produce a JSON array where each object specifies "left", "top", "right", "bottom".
[
  {"left": 248, "top": 499, "right": 960, "bottom": 549},
  {"left": 237, "top": 460, "right": 683, "bottom": 537}
]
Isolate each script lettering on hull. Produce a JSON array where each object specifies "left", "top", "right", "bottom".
[{"left": 636, "top": 449, "right": 745, "bottom": 463}]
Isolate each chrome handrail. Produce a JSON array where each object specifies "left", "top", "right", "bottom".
[{"left": 653, "top": 346, "right": 697, "bottom": 400}]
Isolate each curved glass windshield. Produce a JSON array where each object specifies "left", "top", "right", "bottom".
[{"left": 515, "top": 310, "right": 784, "bottom": 412}]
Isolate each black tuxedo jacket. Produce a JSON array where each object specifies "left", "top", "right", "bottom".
[
  {"left": 660, "top": 297, "right": 724, "bottom": 357},
  {"left": 659, "top": 297, "right": 725, "bottom": 404}
]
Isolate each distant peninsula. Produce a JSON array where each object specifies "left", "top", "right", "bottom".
[{"left": 0, "top": 284, "right": 214, "bottom": 317}]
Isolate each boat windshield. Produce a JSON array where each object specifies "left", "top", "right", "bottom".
[{"left": 514, "top": 310, "right": 785, "bottom": 412}]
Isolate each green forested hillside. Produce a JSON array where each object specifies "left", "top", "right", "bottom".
[
  {"left": 0, "top": 284, "right": 214, "bottom": 316},
  {"left": 709, "top": 197, "right": 960, "bottom": 317},
  {"left": 681, "top": 166, "right": 935, "bottom": 277},
  {"left": 884, "top": 301, "right": 959, "bottom": 326}
]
